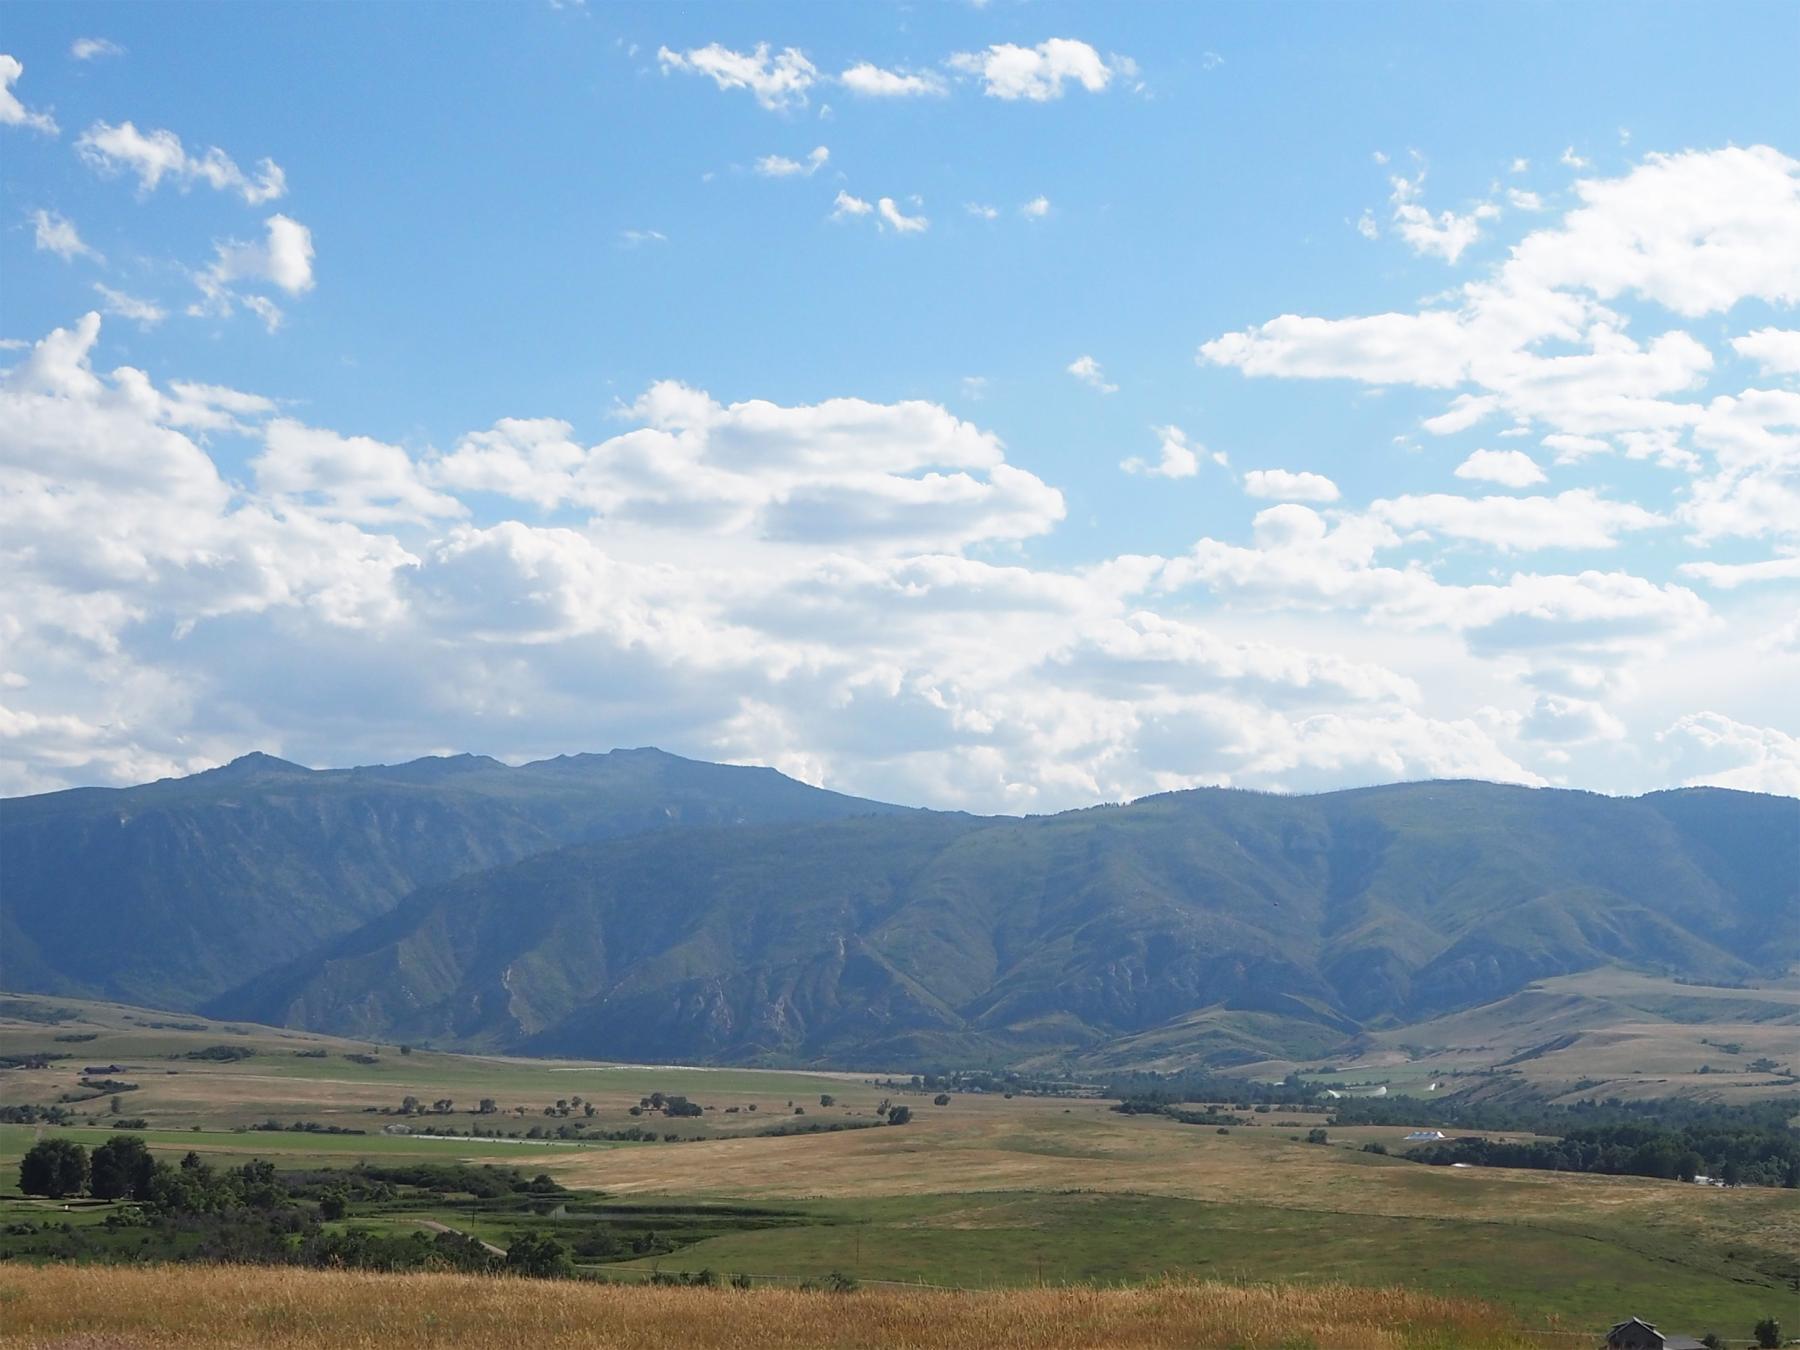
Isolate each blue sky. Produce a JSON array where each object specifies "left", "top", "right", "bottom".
[{"left": 2, "top": 1, "right": 1797, "bottom": 808}]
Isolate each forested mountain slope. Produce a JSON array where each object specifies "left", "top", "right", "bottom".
[
  {"left": 0, "top": 749, "right": 906, "bottom": 1008},
  {"left": 209, "top": 779, "right": 1798, "bottom": 1066}
]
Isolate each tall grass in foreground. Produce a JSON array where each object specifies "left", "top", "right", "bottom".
[{"left": 0, "top": 1264, "right": 1562, "bottom": 1349}]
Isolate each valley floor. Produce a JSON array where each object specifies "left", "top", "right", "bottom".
[{"left": 1, "top": 993, "right": 1793, "bottom": 1341}]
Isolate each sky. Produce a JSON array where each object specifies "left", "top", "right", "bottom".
[{"left": 2, "top": 1, "right": 1798, "bottom": 810}]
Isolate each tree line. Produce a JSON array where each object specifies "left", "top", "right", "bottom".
[{"left": 1409, "top": 1121, "right": 1800, "bottom": 1188}]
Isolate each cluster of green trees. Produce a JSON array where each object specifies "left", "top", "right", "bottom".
[
  {"left": 1103, "top": 1070, "right": 1322, "bottom": 1108},
  {"left": 1410, "top": 1122, "right": 1800, "bottom": 1188},
  {"left": 18, "top": 1138, "right": 309, "bottom": 1210},
  {"left": 626, "top": 1092, "right": 703, "bottom": 1118},
  {"left": 249, "top": 1119, "right": 366, "bottom": 1136},
  {"left": 12, "top": 1141, "right": 594, "bottom": 1278},
  {"left": 1113, "top": 1099, "right": 1246, "bottom": 1126},
  {"left": 902, "top": 1069, "right": 1079, "bottom": 1097},
  {"left": 1, "top": 1053, "right": 70, "bottom": 1072},
  {"left": 1328, "top": 1091, "right": 1800, "bottom": 1136},
  {"left": 0, "top": 1101, "right": 75, "bottom": 1125}
]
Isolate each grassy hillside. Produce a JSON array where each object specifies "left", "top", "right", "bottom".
[
  {"left": 0, "top": 748, "right": 905, "bottom": 1008},
  {"left": 216, "top": 780, "right": 1797, "bottom": 1067}
]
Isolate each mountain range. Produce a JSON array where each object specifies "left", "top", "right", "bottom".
[
  {"left": 2, "top": 750, "right": 1794, "bottom": 1069},
  {"left": 0, "top": 749, "right": 903, "bottom": 1011}
]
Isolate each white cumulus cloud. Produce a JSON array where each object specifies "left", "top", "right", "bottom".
[
  {"left": 92, "top": 284, "right": 166, "bottom": 329},
  {"left": 838, "top": 63, "right": 946, "bottom": 97},
  {"left": 1244, "top": 469, "right": 1340, "bottom": 502},
  {"left": 1454, "top": 448, "right": 1547, "bottom": 487},
  {"left": 1388, "top": 169, "right": 1495, "bottom": 264},
  {"left": 830, "top": 190, "right": 872, "bottom": 221},
  {"left": 0, "top": 55, "right": 57, "bottom": 134},
  {"left": 947, "top": 39, "right": 1121, "bottom": 101},
  {"left": 658, "top": 42, "right": 817, "bottom": 112},
  {"left": 755, "top": 145, "right": 829, "bottom": 178},
  {"left": 70, "top": 38, "right": 124, "bottom": 61},
  {"left": 31, "top": 209, "right": 100, "bottom": 262},
  {"left": 77, "top": 120, "right": 285, "bottom": 203},
  {"left": 1370, "top": 489, "right": 1663, "bottom": 552},
  {"left": 1659, "top": 711, "right": 1800, "bottom": 795},
  {"left": 877, "top": 197, "right": 929, "bottom": 234},
  {"left": 1066, "top": 354, "right": 1116, "bottom": 393},
  {"left": 1732, "top": 328, "right": 1800, "bottom": 376},
  {"left": 190, "top": 215, "right": 315, "bottom": 329}
]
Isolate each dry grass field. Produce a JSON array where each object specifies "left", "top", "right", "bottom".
[
  {"left": 1259, "top": 970, "right": 1800, "bottom": 1106},
  {"left": 0, "top": 1263, "right": 1562, "bottom": 1350},
  {"left": 537, "top": 1090, "right": 1800, "bottom": 1261}
]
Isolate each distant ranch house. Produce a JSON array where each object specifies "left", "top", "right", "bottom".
[
  {"left": 1403, "top": 1129, "right": 1446, "bottom": 1142},
  {"left": 1605, "top": 1316, "right": 1708, "bottom": 1350}
]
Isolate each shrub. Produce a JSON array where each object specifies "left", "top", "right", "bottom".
[
  {"left": 1753, "top": 1317, "right": 1781, "bottom": 1348},
  {"left": 505, "top": 1232, "right": 572, "bottom": 1279}
]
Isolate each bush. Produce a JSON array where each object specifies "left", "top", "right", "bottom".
[
  {"left": 887, "top": 1106, "right": 912, "bottom": 1126},
  {"left": 934, "top": 1094, "right": 951, "bottom": 1106},
  {"left": 1306, "top": 1128, "right": 1329, "bottom": 1145},
  {"left": 506, "top": 1232, "right": 572, "bottom": 1279},
  {"left": 1753, "top": 1317, "right": 1781, "bottom": 1348}
]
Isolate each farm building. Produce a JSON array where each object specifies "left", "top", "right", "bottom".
[
  {"left": 1604, "top": 1316, "right": 1707, "bottom": 1350},
  {"left": 1403, "top": 1129, "right": 1446, "bottom": 1141}
]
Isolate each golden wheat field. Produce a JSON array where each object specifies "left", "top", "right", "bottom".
[{"left": 0, "top": 1264, "right": 1561, "bottom": 1350}]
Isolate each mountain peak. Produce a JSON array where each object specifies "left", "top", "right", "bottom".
[
  {"left": 358, "top": 753, "right": 507, "bottom": 782},
  {"left": 206, "top": 751, "right": 312, "bottom": 779}
]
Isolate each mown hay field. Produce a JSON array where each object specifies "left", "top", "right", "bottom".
[{"left": 0, "top": 1263, "right": 1562, "bottom": 1350}]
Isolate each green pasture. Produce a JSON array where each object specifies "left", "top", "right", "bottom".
[
  {"left": 605, "top": 1190, "right": 1790, "bottom": 1334},
  {"left": 0, "top": 1124, "right": 617, "bottom": 1191}
]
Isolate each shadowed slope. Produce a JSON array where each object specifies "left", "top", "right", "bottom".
[
  {"left": 216, "top": 780, "right": 1797, "bottom": 1065},
  {"left": 0, "top": 748, "right": 906, "bottom": 1008}
]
